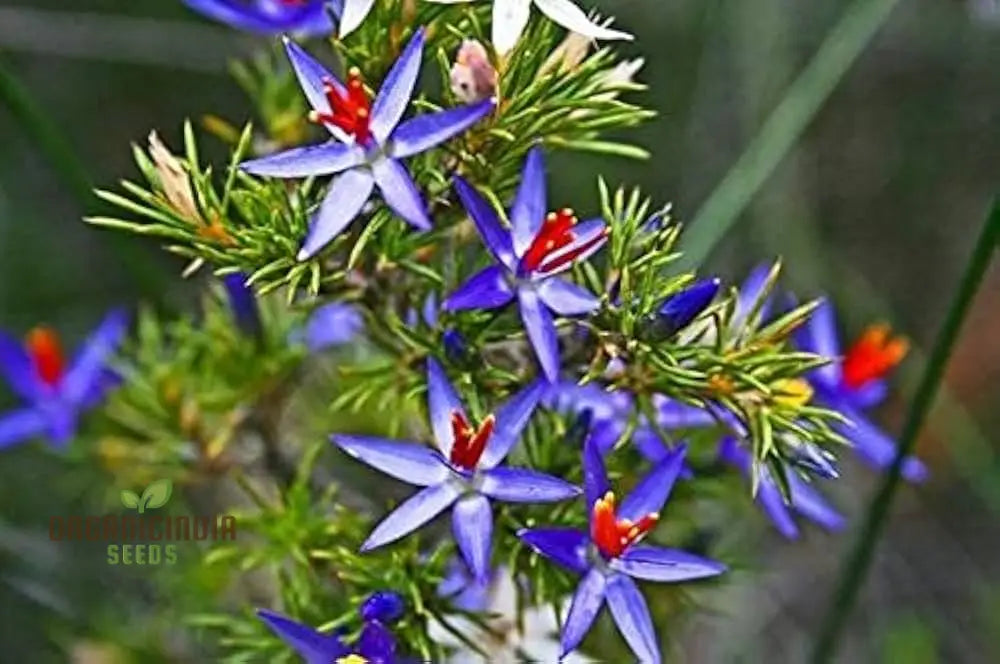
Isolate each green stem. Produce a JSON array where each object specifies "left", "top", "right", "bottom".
[
  {"left": 678, "top": 0, "right": 903, "bottom": 268},
  {"left": 810, "top": 199, "right": 1000, "bottom": 663},
  {"left": 0, "top": 56, "right": 168, "bottom": 298}
]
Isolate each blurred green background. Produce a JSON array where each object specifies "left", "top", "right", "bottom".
[{"left": 1, "top": 0, "right": 999, "bottom": 661}]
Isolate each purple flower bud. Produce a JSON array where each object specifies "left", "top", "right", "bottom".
[
  {"left": 442, "top": 329, "right": 468, "bottom": 365},
  {"left": 646, "top": 278, "right": 721, "bottom": 339},
  {"left": 222, "top": 273, "right": 263, "bottom": 340},
  {"left": 360, "top": 591, "right": 405, "bottom": 624}
]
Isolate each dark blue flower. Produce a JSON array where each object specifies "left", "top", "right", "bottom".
[
  {"left": 0, "top": 310, "right": 128, "bottom": 450},
  {"left": 717, "top": 437, "right": 844, "bottom": 539},
  {"left": 223, "top": 272, "right": 264, "bottom": 340},
  {"left": 257, "top": 604, "right": 399, "bottom": 664},
  {"left": 241, "top": 29, "right": 495, "bottom": 260},
  {"left": 518, "top": 442, "right": 725, "bottom": 663},
  {"left": 443, "top": 147, "right": 608, "bottom": 382},
  {"left": 796, "top": 299, "right": 927, "bottom": 482},
  {"left": 183, "top": 0, "right": 338, "bottom": 36},
  {"left": 360, "top": 591, "right": 406, "bottom": 624},
  {"left": 332, "top": 358, "right": 579, "bottom": 581}
]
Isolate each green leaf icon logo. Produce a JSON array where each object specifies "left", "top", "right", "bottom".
[
  {"left": 137, "top": 479, "right": 172, "bottom": 514},
  {"left": 120, "top": 490, "right": 140, "bottom": 510}
]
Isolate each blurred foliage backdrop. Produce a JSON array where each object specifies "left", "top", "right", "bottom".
[{"left": 1, "top": 0, "right": 999, "bottom": 661}]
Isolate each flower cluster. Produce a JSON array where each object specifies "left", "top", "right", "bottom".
[{"left": 37, "top": 1, "right": 932, "bottom": 663}]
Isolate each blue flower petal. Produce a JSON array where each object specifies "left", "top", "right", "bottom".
[
  {"left": 510, "top": 146, "right": 547, "bottom": 257},
  {"left": 361, "top": 481, "right": 460, "bottom": 551},
  {"left": 839, "top": 406, "right": 928, "bottom": 482},
  {"left": 370, "top": 27, "right": 425, "bottom": 141},
  {"left": 605, "top": 574, "right": 660, "bottom": 664},
  {"left": 611, "top": 545, "right": 726, "bottom": 582},
  {"left": 517, "top": 287, "right": 560, "bottom": 383},
  {"left": 298, "top": 168, "right": 374, "bottom": 260},
  {"left": 479, "top": 467, "right": 580, "bottom": 503},
  {"left": 391, "top": 99, "right": 496, "bottom": 159},
  {"left": 452, "top": 176, "right": 515, "bottom": 270},
  {"left": 787, "top": 472, "right": 846, "bottom": 532},
  {"left": 734, "top": 261, "right": 775, "bottom": 326},
  {"left": 304, "top": 303, "right": 363, "bottom": 351},
  {"left": 533, "top": 218, "right": 608, "bottom": 277},
  {"left": 355, "top": 619, "right": 397, "bottom": 661},
  {"left": 427, "top": 357, "right": 465, "bottom": 456},
  {"left": 618, "top": 444, "right": 687, "bottom": 522},
  {"left": 63, "top": 309, "right": 128, "bottom": 405},
  {"left": 443, "top": 266, "right": 515, "bottom": 312},
  {"left": 517, "top": 527, "right": 590, "bottom": 574},
  {"left": 478, "top": 380, "right": 543, "bottom": 468},
  {"left": 452, "top": 493, "right": 493, "bottom": 582},
  {"left": 796, "top": 298, "right": 842, "bottom": 388},
  {"left": 256, "top": 609, "right": 348, "bottom": 663},
  {"left": 0, "top": 408, "right": 46, "bottom": 450},
  {"left": 756, "top": 477, "right": 800, "bottom": 539},
  {"left": 582, "top": 436, "right": 611, "bottom": 512},
  {"left": 185, "top": 0, "right": 333, "bottom": 36},
  {"left": 241, "top": 142, "right": 366, "bottom": 178},
  {"left": 372, "top": 158, "right": 432, "bottom": 230},
  {"left": 332, "top": 434, "right": 450, "bottom": 486},
  {"left": 537, "top": 278, "right": 599, "bottom": 316},
  {"left": 0, "top": 331, "right": 40, "bottom": 401},
  {"left": 653, "top": 395, "right": 717, "bottom": 429},
  {"left": 561, "top": 568, "right": 606, "bottom": 657},
  {"left": 283, "top": 37, "right": 343, "bottom": 118}
]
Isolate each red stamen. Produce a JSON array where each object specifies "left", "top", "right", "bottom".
[
  {"left": 842, "top": 323, "right": 908, "bottom": 390},
  {"left": 308, "top": 69, "right": 372, "bottom": 145},
  {"left": 520, "top": 209, "right": 578, "bottom": 273},
  {"left": 590, "top": 491, "right": 659, "bottom": 558},
  {"left": 25, "top": 327, "right": 65, "bottom": 387},
  {"left": 448, "top": 410, "right": 495, "bottom": 470}
]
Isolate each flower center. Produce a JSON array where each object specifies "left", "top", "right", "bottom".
[
  {"left": 519, "top": 209, "right": 608, "bottom": 275},
  {"left": 590, "top": 491, "right": 659, "bottom": 558},
  {"left": 449, "top": 410, "right": 495, "bottom": 471},
  {"left": 25, "top": 327, "right": 65, "bottom": 387},
  {"left": 308, "top": 68, "right": 373, "bottom": 145},
  {"left": 841, "top": 323, "right": 908, "bottom": 390},
  {"left": 337, "top": 656, "right": 368, "bottom": 664}
]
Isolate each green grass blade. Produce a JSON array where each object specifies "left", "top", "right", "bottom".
[{"left": 811, "top": 198, "right": 1000, "bottom": 663}]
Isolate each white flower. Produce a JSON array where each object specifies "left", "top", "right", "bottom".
[
  {"left": 338, "top": 0, "right": 376, "bottom": 38},
  {"left": 426, "top": 0, "right": 632, "bottom": 55},
  {"left": 429, "top": 567, "right": 594, "bottom": 663}
]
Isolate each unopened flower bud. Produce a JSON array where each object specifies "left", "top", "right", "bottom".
[
  {"left": 222, "top": 272, "right": 264, "bottom": 341},
  {"left": 644, "top": 278, "right": 721, "bottom": 340},
  {"left": 450, "top": 40, "right": 498, "bottom": 104},
  {"left": 360, "top": 590, "right": 405, "bottom": 624}
]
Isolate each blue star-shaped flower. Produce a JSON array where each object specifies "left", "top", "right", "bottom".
[
  {"left": 443, "top": 147, "right": 609, "bottom": 382},
  {"left": 796, "top": 298, "right": 928, "bottom": 482},
  {"left": 519, "top": 442, "right": 725, "bottom": 664},
  {"left": 240, "top": 28, "right": 496, "bottom": 260},
  {"left": 0, "top": 310, "right": 128, "bottom": 450},
  {"left": 332, "top": 357, "right": 580, "bottom": 581}
]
